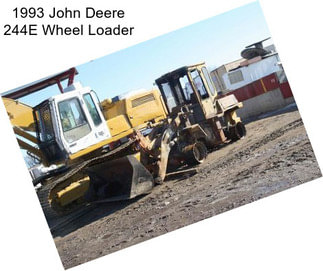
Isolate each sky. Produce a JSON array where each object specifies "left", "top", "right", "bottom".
[{"left": 19, "top": 1, "right": 271, "bottom": 106}]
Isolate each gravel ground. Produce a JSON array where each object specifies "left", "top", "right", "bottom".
[{"left": 52, "top": 109, "right": 321, "bottom": 269}]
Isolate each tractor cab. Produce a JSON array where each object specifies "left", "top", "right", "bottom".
[
  {"left": 156, "top": 62, "right": 245, "bottom": 145},
  {"left": 155, "top": 63, "right": 219, "bottom": 123},
  {"left": 33, "top": 83, "right": 111, "bottom": 165}
]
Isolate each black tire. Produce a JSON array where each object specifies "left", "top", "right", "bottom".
[
  {"left": 186, "top": 141, "right": 208, "bottom": 166},
  {"left": 230, "top": 122, "right": 246, "bottom": 141}
]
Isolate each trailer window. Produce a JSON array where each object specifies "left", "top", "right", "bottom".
[
  {"left": 58, "top": 98, "right": 91, "bottom": 143},
  {"left": 83, "top": 93, "right": 102, "bottom": 126},
  {"left": 228, "top": 70, "right": 244, "bottom": 84}
]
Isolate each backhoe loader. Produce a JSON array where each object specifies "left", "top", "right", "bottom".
[{"left": 2, "top": 63, "right": 245, "bottom": 221}]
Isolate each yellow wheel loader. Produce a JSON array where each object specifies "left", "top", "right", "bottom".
[{"left": 130, "top": 62, "right": 246, "bottom": 184}]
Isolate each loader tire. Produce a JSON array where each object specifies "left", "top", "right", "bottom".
[
  {"left": 230, "top": 122, "right": 246, "bottom": 141},
  {"left": 186, "top": 141, "right": 208, "bottom": 166}
]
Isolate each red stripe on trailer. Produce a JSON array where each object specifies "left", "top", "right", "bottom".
[
  {"left": 253, "top": 80, "right": 265, "bottom": 95},
  {"left": 280, "top": 81, "right": 293, "bottom": 98},
  {"left": 262, "top": 73, "right": 279, "bottom": 92},
  {"left": 230, "top": 73, "right": 280, "bottom": 102}
]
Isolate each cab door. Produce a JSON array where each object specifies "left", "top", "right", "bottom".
[
  {"left": 189, "top": 69, "right": 216, "bottom": 119},
  {"left": 34, "top": 100, "right": 68, "bottom": 164}
]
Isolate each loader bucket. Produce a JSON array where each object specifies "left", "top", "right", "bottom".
[{"left": 85, "top": 155, "right": 154, "bottom": 202}]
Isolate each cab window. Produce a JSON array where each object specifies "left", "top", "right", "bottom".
[
  {"left": 202, "top": 67, "right": 216, "bottom": 96},
  {"left": 83, "top": 93, "right": 102, "bottom": 126},
  {"left": 35, "top": 105, "right": 55, "bottom": 143},
  {"left": 190, "top": 70, "right": 209, "bottom": 99},
  {"left": 179, "top": 75, "right": 195, "bottom": 103},
  {"left": 161, "top": 82, "right": 177, "bottom": 112},
  {"left": 58, "top": 98, "right": 91, "bottom": 143}
]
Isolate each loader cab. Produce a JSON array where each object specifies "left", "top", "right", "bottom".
[
  {"left": 33, "top": 83, "right": 111, "bottom": 165},
  {"left": 155, "top": 63, "right": 219, "bottom": 123}
]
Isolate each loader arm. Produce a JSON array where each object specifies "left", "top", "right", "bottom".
[{"left": 155, "top": 126, "right": 176, "bottom": 184}]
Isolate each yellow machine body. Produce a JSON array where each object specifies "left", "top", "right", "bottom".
[{"left": 101, "top": 89, "right": 167, "bottom": 137}]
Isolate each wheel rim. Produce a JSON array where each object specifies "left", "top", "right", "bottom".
[{"left": 192, "top": 142, "right": 207, "bottom": 163}]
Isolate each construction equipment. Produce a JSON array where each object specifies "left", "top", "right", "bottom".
[
  {"left": 2, "top": 70, "right": 167, "bottom": 167},
  {"left": 135, "top": 62, "right": 246, "bottom": 183},
  {"left": 101, "top": 89, "right": 167, "bottom": 137},
  {"left": 2, "top": 69, "right": 162, "bottom": 213},
  {"left": 1, "top": 63, "right": 245, "bottom": 218}
]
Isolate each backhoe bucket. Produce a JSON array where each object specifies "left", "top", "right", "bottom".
[{"left": 85, "top": 155, "right": 154, "bottom": 202}]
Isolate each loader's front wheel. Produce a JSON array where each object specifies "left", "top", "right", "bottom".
[{"left": 186, "top": 141, "right": 208, "bottom": 166}]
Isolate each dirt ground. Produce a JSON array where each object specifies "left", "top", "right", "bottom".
[{"left": 52, "top": 109, "right": 321, "bottom": 269}]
